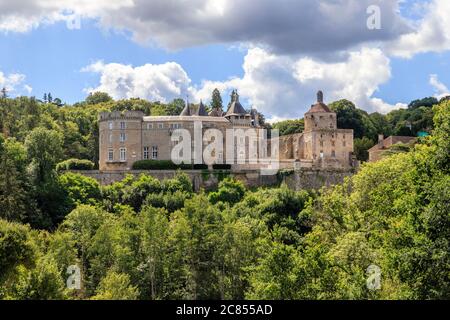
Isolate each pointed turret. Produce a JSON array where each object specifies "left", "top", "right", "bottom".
[
  {"left": 197, "top": 100, "right": 208, "bottom": 116},
  {"left": 225, "top": 90, "right": 247, "bottom": 116}
]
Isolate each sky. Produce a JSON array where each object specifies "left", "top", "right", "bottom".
[{"left": 0, "top": 0, "right": 449, "bottom": 120}]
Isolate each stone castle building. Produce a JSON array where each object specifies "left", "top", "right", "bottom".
[
  {"left": 368, "top": 135, "right": 416, "bottom": 162},
  {"left": 276, "top": 91, "right": 355, "bottom": 169},
  {"left": 98, "top": 90, "right": 355, "bottom": 171}
]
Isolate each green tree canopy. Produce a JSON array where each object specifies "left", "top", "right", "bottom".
[{"left": 85, "top": 92, "right": 113, "bottom": 105}]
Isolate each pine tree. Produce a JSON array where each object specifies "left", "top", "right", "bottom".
[
  {"left": 1, "top": 87, "right": 7, "bottom": 98},
  {"left": 211, "top": 88, "right": 223, "bottom": 111},
  {"left": 47, "top": 93, "right": 53, "bottom": 103},
  {"left": 43, "top": 93, "right": 47, "bottom": 103}
]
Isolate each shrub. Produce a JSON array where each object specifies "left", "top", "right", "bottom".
[
  {"left": 59, "top": 172, "right": 101, "bottom": 207},
  {"left": 208, "top": 177, "right": 245, "bottom": 205},
  {"left": 212, "top": 164, "right": 231, "bottom": 170},
  {"left": 144, "top": 193, "right": 165, "bottom": 209},
  {"left": 56, "top": 159, "right": 95, "bottom": 171},
  {"left": 121, "top": 174, "right": 162, "bottom": 211},
  {"left": 132, "top": 160, "right": 188, "bottom": 170},
  {"left": 193, "top": 164, "right": 208, "bottom": 170},
  {"left": 162, "top": 172, "right": 193, "bottom": 194}
]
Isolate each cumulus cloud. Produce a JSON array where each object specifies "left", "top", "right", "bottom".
[
  {"left": 82, "top": 61, "right": 193, "bottom": 103},
  {"left": 1, "top": 0, "right": 410, "bottom": 55},
  {"left": 429, "top": 74, "right": 449, "bottom": 98},
  {"left": 0, "top": 0, "right": 131, "bottom": 33},
  {"left": 85, "top": 47, "right": 405, "bottom": 119},
  {"left": 0, "top": 70, "right": 30, "bottom": 95},
  {"left": 194, "top": 47, "right": 406, "bottom": 118},
  {"left": 386, "top": 0, "right": 450, "bottom": 58},
  {"left": 2, "top": 0, "right": 450, "bottom": 59}
]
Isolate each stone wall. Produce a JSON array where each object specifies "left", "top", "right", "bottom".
[
  {"left": 280, "top": 168, "right": 354, "bottom": 190},
  {"left": 72, "top": 168, "right": 355, "bottom": 192},
  {"left": 70, "top": 170, "right": 280, "bottom": 191}
]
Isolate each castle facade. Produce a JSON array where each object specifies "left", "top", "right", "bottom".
[{"left": 98, "top": 91, "right": 355, "bottom": 171}]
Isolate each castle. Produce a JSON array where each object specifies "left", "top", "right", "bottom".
[{"left": 98, "top": 90, "right": 355, "bottom": 171}]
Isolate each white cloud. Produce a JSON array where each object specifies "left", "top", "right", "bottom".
[
  {"left": 0, "top": 70, "right": 30, "bottom": 95},
  {"left": 1, "top": 1, "right": 449, "bottom": 60},
  {"left": 83, "top": 47, "right": 406, "bottom": 118},
  {"left": 24, "top": 84, "right": 33, "bottom": 94},
  {"left": 82, "top": 61, "right": 193, "bottom": 103},
  {"left": 429, "top": 74, "right": 449, "bottom": 98},
  {"left": 194, "top": 48, "right": 406, "bottom": 118},
  {"left": 0, "top": 0, "right": 409, "bottom": 55},
  {"left": 0, "top": 0, "right": 131, "bottom": 33},
  {"left": 386, "top": 0, "right": 450, "bottom": 58}
]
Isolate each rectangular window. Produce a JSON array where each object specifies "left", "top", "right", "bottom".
[
  {"left": 343, "top": 141, "right": 346, "bottom": 147},
  {"left": 331, "top": 150, "right": 336, "bottom": 157},
  {"left": 108, "top": 122, "right": 113, "bottom": 130},
  {"left": 120, "top": 148, "right": 126, "bottom": 161},
  {"left": 108, "top": 148, "right": 114, "bottom": 161},
  {"left": 151, "top": 146, "right": 158, "bottom": 160},
  {"left": 158, "top": 123, "right": 164, "bottom": 129},
  {"left": 143, "top": 147, "right": 149, "bottom": 160},
  {"left": 120, "top": 132, "right": 126, "bottom": 142},
  {"left": 120, "top": 122, "right": 126, "bottom": 130},
  {"left": 147, "top": 123, "right": 153, "bottom": 129}
]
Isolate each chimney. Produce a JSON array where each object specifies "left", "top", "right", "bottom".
[{"left": 378, "top": 134, "right": 384, "bottom": 146}]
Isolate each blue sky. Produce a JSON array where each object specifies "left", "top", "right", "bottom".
[
  {"left": 0, "top": 0, "right": 449, "bottom": 119},
  {"left": 0, "top": 20, "right": 245, "bottom": 103}
]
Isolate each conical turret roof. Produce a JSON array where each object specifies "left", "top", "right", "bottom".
[{"left": 225, "top": 90, "right": 247, "bottom": 116}]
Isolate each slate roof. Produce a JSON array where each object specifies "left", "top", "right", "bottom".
[{"left": 225, "top": 90, "right": 247, "bottom": 116}]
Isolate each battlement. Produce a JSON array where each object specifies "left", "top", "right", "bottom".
[{"left": 99, "top": 110, "right": 145, "bottom": 122}]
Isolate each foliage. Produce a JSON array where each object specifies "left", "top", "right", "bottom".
[
  {"left": 329, "top": 99, "right": 367, "bottom": 139},
  {"left": 212, "top": 164, "right": 232, "bottom": 170},
  {"left": 354, "top": 137, "right": 375, "bottom": 161},
  {"left": 25, "top": 127, "right": 64, "bottom": 183},
  {"left": 272, "top": 119, "right": 304, "bottom": 136},
  {"left": 132, "top": 160, "right": 192, "bottom": 170},
  {"left": 211, "top": 88, "right": 223, "bottom": 111},
  {"left": 208, "top": 177, "right": 246, "bottom": 205},
  {"left": 56, "top": 159, "right": 95, "bottom": 171},
  {"left": 85, "top": 92, "right": 113, "bottom": 105},
  {"left": 0, "top": 96, "right": 448, "bottom": 300},
  {"left": 91, "top": 271, "right": 139, "bottom": 300},
  {"left": 59, "top": 172, "right": 101, "bottom": 207}
]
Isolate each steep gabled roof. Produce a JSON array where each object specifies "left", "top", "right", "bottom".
[
  {"left": 180, "top": 100, "right": 209, "bottom": 116},
  {"left": 209, "top": 108, "right": 224, "bottom": 117},
  {"left": 225, "top": 90, "right": 247, "bottom": 116},
  {"left": 197, "top": 100, "right": 208, "bottom": 116}
]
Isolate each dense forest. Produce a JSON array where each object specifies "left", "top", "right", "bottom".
[{"left": 0, "top": 90, "right": 449, "bottom": 299}]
